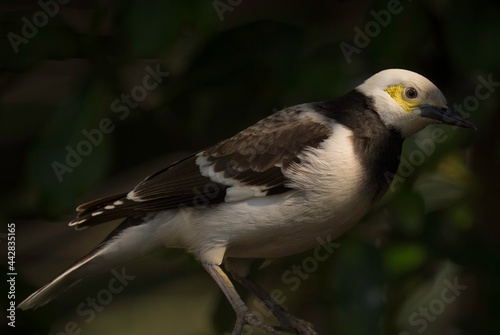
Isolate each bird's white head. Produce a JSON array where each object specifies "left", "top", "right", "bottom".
[{"left": 356, "top": 69, "right": 476, "bottom": 138}]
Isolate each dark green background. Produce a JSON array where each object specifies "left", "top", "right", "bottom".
[{"left": 1, "top": 0, "right": 499, "bottom": 334}]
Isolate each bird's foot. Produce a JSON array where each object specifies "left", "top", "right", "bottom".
[{"left": 232, "top": 309, "right": 280, "bottom": 335}]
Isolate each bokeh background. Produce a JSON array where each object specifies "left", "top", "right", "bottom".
[{"left": 1, "top": 0, "right": 500, "bottom": 334}]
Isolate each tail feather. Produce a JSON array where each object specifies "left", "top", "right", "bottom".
[
  {"left": 18, "top": 216, "right": 156, "bottom": 310},
  {"left": 18, "top": 252, "right": 98, "bottom": 310}
]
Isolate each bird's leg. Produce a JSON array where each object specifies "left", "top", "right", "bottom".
[
  {"left": 202, "top": 263, "right": 279, "bottom": 335},
  {"left": 230, "top": 273, "right": 317, "bottom": 335}
]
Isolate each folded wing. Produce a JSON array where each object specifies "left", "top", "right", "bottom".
[{"left": 70, "top": 107, "right": 333, "bottom": 229}]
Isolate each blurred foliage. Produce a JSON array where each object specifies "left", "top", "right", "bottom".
[{"left": 1, "top": 0, "right": 500, "bottom": 334}]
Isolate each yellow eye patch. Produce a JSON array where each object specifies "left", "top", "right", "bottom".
[{"left": 385, "top": 84, "right": 421, "bottom": 112}]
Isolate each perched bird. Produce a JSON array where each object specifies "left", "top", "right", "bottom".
[{"left": 19, "top": 69, "right": 475, "bottom": 335}]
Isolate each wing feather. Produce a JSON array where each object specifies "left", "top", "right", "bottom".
[{"left": 69, "top": 107, "right": 333, "bottom": 229}]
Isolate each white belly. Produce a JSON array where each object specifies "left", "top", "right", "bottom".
[
  {"left": 223, "top": 194, "right": 371, "bottom": 259},
  {"left": 155, "top": 124, "right": 374, "bottom": 263}
]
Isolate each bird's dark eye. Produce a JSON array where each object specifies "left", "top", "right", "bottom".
[{"left": 405, "top": 87, "right": 418, "bottom": 99}]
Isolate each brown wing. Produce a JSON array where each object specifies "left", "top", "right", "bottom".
[{"left": 69, "top": 107, "right": 333, "bottom": 229}]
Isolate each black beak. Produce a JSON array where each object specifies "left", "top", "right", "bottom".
[{"left": 420, "top": 105, "right": 477, "bottom": 130}]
